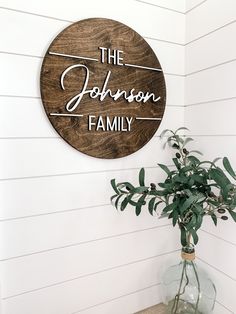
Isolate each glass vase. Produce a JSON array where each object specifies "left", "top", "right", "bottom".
[{"left": 161, "top": 247, "right": 216, "bottom": 314}]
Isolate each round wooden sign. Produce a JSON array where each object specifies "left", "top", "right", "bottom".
[{"left": 40, "top": 18, "right": 166, "bottom": 158}]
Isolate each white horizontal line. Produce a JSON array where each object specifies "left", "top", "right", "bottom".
[
  {"left": 50, "top": 113, "right": 83, "bottom": 117},
  {"left": 144, "top": 36, "right": 184, "bottom": 46},
  {"left": 0, "top": 225, "right": 172, "bottom": 262},
  {"left": 186, "top": 96, "right": 236, "bottom": 107},
  {"left": 125, "top": 63, "right": 162, "bottom": 72},
  {"left": 136, "top": 117, "right": 162, "bottom": 121},
  {"left": 0, "top": 6, "right": 74, "bottom": 23},
  {"left": 134, "top": 0, "right": 184, "bottom": 14},
  {"left": 72, "top": 283, "right": 162, "bottom": 314},
  {"left": 0, "top": 165, "right": 164, "bottom": 182},
  {"left": 186, "top": 19, "right": 236, "bottom": 45},
  {"left": 185, "top": 0, "right": 208, "bottom": 14},
  {"left": 197, "top": 256, "right": 236, "bottom": 282},
  {"left": 49, "top": 51, "right": 98, "bottom": 62},
  {"left": 2, "top": 249, "right": 178, "bottom": 300}
]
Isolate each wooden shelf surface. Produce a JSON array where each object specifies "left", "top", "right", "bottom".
[{"left": 135, "top": 303, "right": 166, "bottom": 314}]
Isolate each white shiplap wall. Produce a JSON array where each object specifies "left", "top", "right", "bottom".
[
  {"left": 0, "top": 0, "right": 185, "bottom": 313},
  {"left": 186, "top": 0, "right": 236, "bottom": 313}
]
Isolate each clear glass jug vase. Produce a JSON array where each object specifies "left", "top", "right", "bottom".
[{"left": 161, "top": 246, "right": 216, "bottom": 314}]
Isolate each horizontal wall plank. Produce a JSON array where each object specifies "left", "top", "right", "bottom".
[
  {"left": 189, "top": 136, "right": 236, "bottom": 168},
  {"left": 165, "top": 75, "right": 184, "bottom": 105},
  {"left": 186, "top": 60, "right": 236, "bottom": 105},
  {"left": 186, "top": 0, "right": 205, "bottom": 12},
  {"left": 0, "top": 167, "right": 168, "bottom": 220},
  {"left": 0, "top": 54, "right": 40, "bottom": 98},
  {"left": 0, "top": 9, "right": 70, "bottom": 57},
  {"left": 0, "top": 136, "right": 169, "bottom": 179},
  {"left": 186, "top": 0, "right": 236, "bottom": 43},
  {"left": 201, "top": 217, "right": 236, "bottom": 246},
  {"left": 197, "top": 258, "right": 236, "bottom": 313},
  {"left": 186, "top": 22, "right": 236, "bottom": 74},
  {"left": 0, "top": 0, "right": 185, "bottom": 44},
  {"left": 77, "top": 284, "right": 162, "bottom": 314},
  {"left": 0, "top": 9, "right": 185, "bottom": 76},
  {"left": 1, "top": 226, "right": 179, "bottom": 297},
  {"left": 0, "top": 98, "right": 184, "bottom": 138},
  {"left": 145, "top": 38, "right": 185, "bottom": 75},
  {"left": 134, "top": 0, "right": 186, "bottom": 13},
  {"left": 214, "top": 302, "right": 233, "bottom": 314},
  {"left": 185, "top": 98, "right": 236, "bottom": 135},
  {"left": 0, "top": 53, "right": 184, "bottom": 105},
  {"left": 0, "top": 108, "right": 184, "bottom": 180},
  {"left": 1, "top": 251, "right": 179, "bottom": 314},
  {"left": 198, "top": 231, "right": 236, "bottom": 281},
  {"left": 0, "top": 97, "right": 57, "bottom": 138},
  {"left": 0, "top": 204, "right": 172, "bottom": 259}
]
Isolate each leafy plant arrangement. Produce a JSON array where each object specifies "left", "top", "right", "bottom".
[
  {"left": 111, "top": 127, "right": 236, "bottom": 248},
  {"left": 110, "top": 127, "right": 236, "bottom": 313}
]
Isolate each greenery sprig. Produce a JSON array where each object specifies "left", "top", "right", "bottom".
[{"left": 111, "top": 128, "right": 236, "bottom": 248}]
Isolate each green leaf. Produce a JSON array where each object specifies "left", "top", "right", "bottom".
[
  {"left": 212, "top": 157, "right": 222, "bottom": 164},
  {"left": 189, "top": 150, "right": 203, "bottom": 156},
  {"left": 111, "top": 179, "right": 120, "bottom": 195},
  {"left": 180, "top": 195, "right": 198, "bottom": 213},
  {"left": 120, "top": 196, "right": 129, "bottom": 211},
  {"left": 181, "top": 166, "right": 193, "bottom": 173},
  {"left": 207, "top": 199, "right": 218, "bottom": 206},
  {"left": 195, "top": 214, "right": 203, "bottom": 230},
  {"left": 175, "top": 127, "right": 189, "bottom": 133},
  {"left": 180, "top": 227, "right": 187, "bottom": 246},
  {"left": 191, "top": 174, "right": 205, "bottom": 184},
  {"left": 229, "top": 210, "right": 236, "bottom": 222},
  {"left": 186, "top": 214, "right": 197, "bottom": 231},
  {"left": 183, "top": 137, "right": 193, "bottom": 147},
  {"left": 193, "top": 203, "right": 204, "bottom": 214},
  {"left": 149, "top": 190, "right": 168, "bottom": 196},
  {"left": 175, "top": 135, "right": 184, "bottom": 144},
  {"left": 211, "top": 213, "right": 217, "bottom": 226},
  {"left": 154, "top": 201, "right": 163, "bottom": 212},
  {"left": 190, "top": 229, "right": 199, "bottom": 245},
  {"left": 172, "top": 210, "right": 179, "bottom": 226},
  {"left": 209, "top": 168, "right": 231, "bottom": 189},
  {"left": 158, "top": 182, "right": 174, "bottom": 189},
  {"left": 223, "top": 157, "right": 236, "bottom": 179},
  {"left": 139, "top": 168, "right": 145, "bottom": 186},
  {"left": 160, "top": 129, "right": 172, "bottom": 138},
  {"left": 173, "top": 174, "right": 188, "bottom": 184},
  {"left": 222, "top": 183, "right": 234, "bottom": 200},
  {"left": 148, "top": 197, "right": 156, "bottom": 215},
  {"left": 187, "top": 156, "right": 200, "bottom": 165},
  {"left": 158, "top": 164, "right": 171, "bottom": 175},
  {"left": 188, "top": 177, "right": 194, "bottom": 187},
  {"left": 173, "top": 158, "right": 181, "bottom": 170},
  {"left": 132, "top": 186, "right": 149, "bottom": 194},
  {"left": 115, "top": 194, "right": 124, "bottom": 209},
  {"left": 163, "top": 202, "right": 177, "bottom": 213},
  {"left": 135, "top": 194, "right": 146, "bottom": 216},
  {"left": 111, "top": 194, "right": 118, "bottom": 203}
]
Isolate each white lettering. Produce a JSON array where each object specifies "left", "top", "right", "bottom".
[
  {"left": 96, "top": 116, "right": 105, "bottom": 131},
  {"left": 60, "top": 64, "right": 161, "bottom": 112},
  {"left": 88, "top": 115, "right": 96, "bottom": 131},
  {"left": 88, "top": 116, "right": 133, "bottom": 132}
]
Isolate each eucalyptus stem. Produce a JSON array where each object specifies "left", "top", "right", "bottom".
[{"left": 171, "top": 260, "right": 187, "bottom": 313}]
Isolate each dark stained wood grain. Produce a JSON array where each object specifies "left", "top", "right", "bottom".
[{"left": 40, "top": 18, "right": 166, "bottom": 158}]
